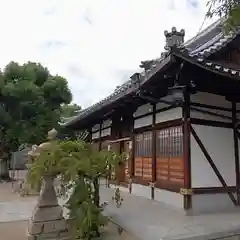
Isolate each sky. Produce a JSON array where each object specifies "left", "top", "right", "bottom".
[{"left": 0, "top": 0, "right": 217, "bottom": 108}]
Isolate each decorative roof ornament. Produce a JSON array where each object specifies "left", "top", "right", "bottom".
[
  {"left": 164, "top": 27, "right": 185, "bottom": 51},
  {"left": 139, "top": 60, "right": 154, "bottom": 71},
  {"left": 130, "top": 72, "right": 141, "bottom": 84}
]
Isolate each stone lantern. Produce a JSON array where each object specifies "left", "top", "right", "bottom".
[{"left": 27, "top": 128, "right": 70, "bottom": 240}]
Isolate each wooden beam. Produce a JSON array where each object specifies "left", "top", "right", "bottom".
[
  {"left": 190, "top": 118, "right": 233, "bottom": 128},
  {"left": 232, "top": 102, "right": 240, "bottom": 204},
  {"left": 99, "top": 121, "right": 103, "bottom": 151},
  {"left": 133, "top": 105, "right": 177, "bottom": 120},
  {"left": 183, "top": 90, "right": 192, "bottom": 210},
  {"left": 190, "top": 125, "right": 237, "bottom": 205},
  {"left": 193, "top": 186, "right": 237, "bottom": 194},
  {"left": 131, "top": 135, "right": 135, "bottom": 179},
  {"left": 190, "top": 102, "right": 232, "bottom": 112},
  {"left": 86, "top": 128, "right": 92, "bottom": 143},
  {"left": 190, "top": 107, "right": 232, "bottom": 120},
  {"left": 236, "top": 129, "right": 240, "bottom": 140},
  {"left": 151, "top": 103, "right": 156, "bottom": 200}
]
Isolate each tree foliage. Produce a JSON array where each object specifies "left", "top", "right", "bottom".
[
  {"left": 207, "top": 0, "right": 240, "bottom": 30},
  {"left": 28, "top": 140, "right": 125, "bottom": 239},
  {"left": 61, "top": 103, "right": 81, "bottom": 119},
  {"left": 0, "top": 61, "right": 72, "bottom": 159}
]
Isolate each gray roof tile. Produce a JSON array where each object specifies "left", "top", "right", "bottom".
[{"left": 196, "top": 58, "right": 240, "bottom": 77}]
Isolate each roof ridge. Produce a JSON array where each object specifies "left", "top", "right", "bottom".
[{"left": 184, "top": 18, "right": 223, "bottom": 47}]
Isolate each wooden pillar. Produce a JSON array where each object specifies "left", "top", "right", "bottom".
[
  {"left": 182, "top": 90, "right": 192, "bottom": 210},
  {"left": 232, "top": 102, "right": 240, "bottom": 204},
  {"left": 86, "top": 127, "right": 92, "bottom": 143},
  {"left": 121, "top": 107, "right": 135, "bottom": 179},
  {"left": 99, "top": 121, "right": 102, "bottom": 151},
  {"left": 111, "top": 112, "right": 121, "bottom": 140},
  {"left": 131, "top": 134, "right": 135, "bottom": 179},
  {"left": 151, "top": 103, "right": 156, "bottom": 199}
]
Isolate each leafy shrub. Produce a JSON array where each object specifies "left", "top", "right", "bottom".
[{"left": 28, "top": 140, "right": 124, "bottom": 239}]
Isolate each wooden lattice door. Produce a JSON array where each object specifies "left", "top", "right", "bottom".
[
  {"left": 156, "top": 126, "right": 184, "bottom": 188},
  {"left": 123, "top": 140, "right": 132, "bottom": 182},
  {"left": 109, "top": 139, "right": 132, "bottom": 184},
  {"left": 115, "top": 141, "right": 126, "bottom": 184}
]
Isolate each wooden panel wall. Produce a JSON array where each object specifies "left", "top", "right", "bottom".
[
  {"left": 134, "top": 131, "right": 152, "bottom": 181},
  {"left": 156, "top": 126, "right": 184, "bottom": 187}
]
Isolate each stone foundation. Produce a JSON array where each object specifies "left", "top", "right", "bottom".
[{"left": 27, "top": 216, "right": 70, "bottom": 240}]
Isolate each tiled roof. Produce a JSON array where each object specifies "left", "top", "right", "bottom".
[
  {"left": 196, "top": 58, "right": 240, "bottom": 77},
  {"left": 62, "top": 55, "right": 171, "bottom": 126},
  {"left": 62, "top": 18, "right": 240, "bottom": 127},
  {"left": 184, "top": 19, "right": 240, "bottom": 57}
]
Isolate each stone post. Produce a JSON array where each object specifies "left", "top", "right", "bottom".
[{"left": 27, "top": 129, "right": 70, "bottom": 240}]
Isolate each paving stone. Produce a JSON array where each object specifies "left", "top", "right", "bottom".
[
  {"left": 35, "top": 231, "right": 59, "bottom": 239},
  {"left": 0, "top": 200, "right": 36, "bottom": 222},
  {"left": 3, "top": 185, "right": 240, "bottom": 239},
  {"left": 99, "top": 185, "right": 240, "bottom": 240}
]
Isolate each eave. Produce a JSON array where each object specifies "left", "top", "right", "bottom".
[
  {"left": 61, "top": 54, "right": 173, "bottom": 129},
  {"left": 174, "top": 52, "right": 240, "bottom": 82}
]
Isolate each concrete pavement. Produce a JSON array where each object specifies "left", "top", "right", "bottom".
[
  {"left": 1, "top": 182, "right": 240, "bottom": 239},
  {"left": 100, "top": 185, "right": 240, "bottom": 240}
]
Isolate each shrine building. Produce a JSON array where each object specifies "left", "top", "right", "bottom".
[{"left": 62, "top": 19, "right": 240, "bottom": 215}]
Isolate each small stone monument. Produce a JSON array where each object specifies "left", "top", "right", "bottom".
[{"left": 27, "top": 128, "right": 70, "bottom": 240}]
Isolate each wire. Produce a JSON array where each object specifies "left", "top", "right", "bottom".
[{"left": 191, "top": 14, "right": 208, "bottom": 42}]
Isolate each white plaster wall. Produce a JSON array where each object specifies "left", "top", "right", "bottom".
[
  {"left": 156, "top": 102, "right": 169, "bottom": 110},
  {"left": 190, "top": 92, "right": 232, "bottom": 122},
  {"left": 191, "top": 124, "right": 235, "bottom": 187},
  {"left": 191, "top": 193, "right": 237, "bottom": 214},
  {"left": 92, "top": 131, "right": 100, "bottom": 139},
  {"left": 134, "top": 115, "right": 153, "bottom": 129},
  {"left": 191, "top": 92, "right": 232, "bottom": 108},
  {"left": 155, "top": 107, "right": 182, "bottom": 124},
  {"left": 92, "top": 124, "right": 100, "bottom": 132},
  {"left": 130, "top": 184, "right": 184, "bottom": 209},
  {"left": 191, "top": 108, "right": 232, "bottom": 122},
  {"left": 236, "top": 103, "right": 240, "bottom": 111},
  {"left": 134, "top": 107, "right": 182, "bottom": 128},
  {"left": 102, "top": 119, "right": 112, "bottom": 128},
  {"left": 190, "top": 92, "right": 237, "bottom": 214},
  {"left": 101, "top": 127, "right": 111, "bottom": 137},
  {"left": 154, "top": 188, "right": 183, "bottom": 209},
  {"left": 134, "top": 103, "right": 153, "bottom": 118}
]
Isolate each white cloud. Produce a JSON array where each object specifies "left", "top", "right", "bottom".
[{"left": 0, "top": 0, "right": 216, "bottom": 107}]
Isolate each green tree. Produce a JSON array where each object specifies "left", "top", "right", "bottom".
[
  {"left": 0, "top": 61, "right": 72, "bottom": 180},
  {"left": 61, "top": 103, "right": 81, "bottom": 119},
  {"left": 207, "top": 0, "right": 240, "bottom": 29}
]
